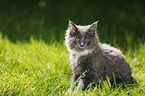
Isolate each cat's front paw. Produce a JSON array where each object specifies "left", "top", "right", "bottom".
[{"left": 77, "top": 81, "right": 89, "bottom": 91}]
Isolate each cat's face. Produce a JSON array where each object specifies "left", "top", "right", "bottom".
[{"left": 65, "top": 20, "right": 99, "bottom": 53}]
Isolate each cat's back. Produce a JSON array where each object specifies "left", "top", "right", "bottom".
[
  {"left": 100, "top": 43, "right": 131, "bottom": 80},
  {"left": 100, "top": 44, "right": 124, "bottom": 58}
]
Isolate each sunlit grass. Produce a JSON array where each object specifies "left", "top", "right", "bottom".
[{"left": 0, "top": 33, "right": 145, "bottom": 95}]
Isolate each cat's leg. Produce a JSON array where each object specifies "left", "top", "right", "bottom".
[
  {"left": 119, "top": 60, "right": 131, "bottom": 79},
  {"left": 117, "top": 66, "right": 131, "bottom": 81},
  {"left": 81, "top": 71, "right": 101, "bottom": 90},
  {"left": 111, "top": 61, "right": 131, "bottom": 83},
  {"left": 72, "top": 71, "right": 101, "bottom": 90},
  {"left": 71, "top": 73, "right": 82, "bottom": 89}
]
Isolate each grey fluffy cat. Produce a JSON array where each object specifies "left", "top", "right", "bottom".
[{"left": 65, "top": 20, "right": 131, "bottom": 90}]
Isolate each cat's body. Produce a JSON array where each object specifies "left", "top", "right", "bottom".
[{"left": 65, "top": 20, "right": 131, "bottom": 90}]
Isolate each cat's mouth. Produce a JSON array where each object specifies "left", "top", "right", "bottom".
[
  {"left": 79, "top": 46, "right": 85, "bottom": 49},
  {"left": 77, "top": 46, "right": 87, "bottom": 51}
]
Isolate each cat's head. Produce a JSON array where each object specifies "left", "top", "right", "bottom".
[{"left": 65, "top": 20, "right": 99, "bottom": 53}]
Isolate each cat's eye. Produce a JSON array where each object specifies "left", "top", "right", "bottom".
[
  {"left": 75, "top": 38, "right": 79, "bottom": 41},
  {"left": 85, "top": 39, "right": 89, "bottom": 42}
]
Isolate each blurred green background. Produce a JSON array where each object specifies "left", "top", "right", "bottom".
[{"left": 0, "top": 0, "right": 145, "bottom": 49}]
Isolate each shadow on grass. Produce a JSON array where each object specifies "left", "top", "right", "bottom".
[{"left": 0, "top": 1, "right": 145, "bottom": 51}]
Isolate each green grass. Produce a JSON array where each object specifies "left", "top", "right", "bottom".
[
  {"left": 0, "top": 33, "right": 145, "bottom": 96},
  {"left": 0, "top": 1, "right": 145, "bottom": 95}
]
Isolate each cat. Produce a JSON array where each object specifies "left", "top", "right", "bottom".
[{"left": 65, "top": 20, "right": 131, "bottom": 91}]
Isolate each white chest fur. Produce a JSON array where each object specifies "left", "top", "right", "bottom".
[{"left": 69, "top": 49, "right": 94, "bottom": 68}]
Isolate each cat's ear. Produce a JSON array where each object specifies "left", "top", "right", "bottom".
[
  {"left": 88, "top": 21, "right": 99, "bottom": 36},
  {"left": 68, "top": 20, "right": 78, "bottom": 36}
]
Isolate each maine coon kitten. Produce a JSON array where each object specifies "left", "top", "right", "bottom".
[{"left": 65, "top": 20, "right": 131, "bottom": 90}]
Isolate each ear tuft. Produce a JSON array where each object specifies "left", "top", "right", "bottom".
[
  {"left": 88, "top": 21, "right": 99, "bottom": 36},
  {"left": 68, "top": 20, "right": 76, "bottom": 29},
  {"left": 90, "top": 20, "right": 99, "bottom": 30},
  {"left": 68, "top": 20, "right": 78, "bottom": 36}
]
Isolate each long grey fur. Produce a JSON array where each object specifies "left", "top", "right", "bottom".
[{"left": 65, "top": 20, "right": 131, "bottom": 90}]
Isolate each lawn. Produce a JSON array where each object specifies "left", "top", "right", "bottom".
[
  {"left": 0, "top": 33, "right": 145, "bottom": 95},
  {"left": 0, "top": 1, "right": 145, "bottom": 95}
]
